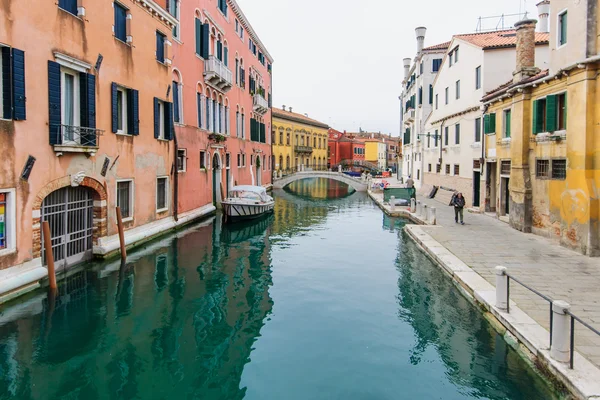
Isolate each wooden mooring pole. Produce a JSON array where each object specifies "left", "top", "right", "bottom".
[
  {"left": 42, "top": 221, "right": 57, "bottom": 291},
  {"left": 116, "top": 207, "right": 127, "bottom": 261}
]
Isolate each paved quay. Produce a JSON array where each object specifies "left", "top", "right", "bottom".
[{"left": 413, "top": 194, "right": 600, "bottom": 368}]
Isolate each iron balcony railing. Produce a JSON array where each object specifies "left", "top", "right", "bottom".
[
  {"left": 205, "top": 56, "right": 233, "bottom": 87},
  {"left": 294, "top": 145, "right": 313, "bottom": 154},
  {"left": 57, "top": 125, "right": 103, "bottom": 147}
]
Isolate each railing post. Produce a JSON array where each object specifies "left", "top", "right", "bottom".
[
  {"left": 42, "top": 221, "right": 57, "bottom": 291},
  {"left": 422, "top": 204, "right": 428, "bottom": 221},
  {"left": 410, "top": 198, "right": 416, "bottom": 213},
  {"left": 495, "top": 266, "right": 508, "bottom": 311},
  {"left": 429, "top": 207, "right": 436, "bottom": 225},
  {"left": 116, "top": 207, "right": 127, "bottom": 261},
  {"left": 416, "top": 200, "right": 422, "bottom": 216},
  {"left": 390, "top": 196, "right": 396, "bottom": 211},
  {"left": 550, "top": 300, "right": 571, "bottom": 363},
  {"left": 338, "top": 165, "right": 342, "bottom": 173}
]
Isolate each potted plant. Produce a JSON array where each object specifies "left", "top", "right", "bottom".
[{"left": 208, "top": 133, "right": 227, "bottom": 143}]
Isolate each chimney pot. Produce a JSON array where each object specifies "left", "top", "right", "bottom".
[
  {"left": 289, "top": 107, "right": 293, "bottom": 113},
  {"left": 536, "top": 1, "right": 550, "bottom": 33},
  {"left": 513, "top": 19, "right": 540, "bottom": 84},
  {"left": 282, "top": 105, "right": 286, "bottom": 111},
  {"left": 415, "top": 26, "right": 427, "bottom": 54},
  {"left": 403, "top": 57, "right": 412, "bottom": 81}
]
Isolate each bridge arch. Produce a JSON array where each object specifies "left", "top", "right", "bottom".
[{"left": 273, "top": 171, "right": 367, "bottom": 192}]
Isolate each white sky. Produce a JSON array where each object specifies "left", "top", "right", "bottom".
[{"left": 238, "top": 0, "right": 539, "bottom": 136}]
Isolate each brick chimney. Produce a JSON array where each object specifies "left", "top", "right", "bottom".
[
  {"left": 513, "top": 19, "right": 540, "bottom": 84},
  {"left": 536, "top": 1, "right": 550, "bottom": 33}
]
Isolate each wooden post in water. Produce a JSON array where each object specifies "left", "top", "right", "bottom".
[
  {"left": 42, "top": 221, "right": 58, "bottom": 291},
  {"left": 116, "top": 207, "right": 127, "bottom": 261}
]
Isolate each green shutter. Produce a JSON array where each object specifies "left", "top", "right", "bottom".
[
  {"left": 563, "top": 94, "right": 567, "bottom": 128},
  {"left": 532, "top": 100, "right": 539, "bottom": 134},
  {"left": 505, "top": 111, "right": 511, "bottom": 138},
  {"left": 546, "top": 95, "right": 557, "bottom": 132},
  {"left": 489, "top": 113, "right": 496, "bottom": 133},
  {"left": 483, "top": 114, "right": 490, "bottom": 134}
]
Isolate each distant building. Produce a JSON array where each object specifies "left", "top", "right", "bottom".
[
  {"left": 272, "top": 107, "right": 329, "bottom": 171},
  {"left": 327, "top": 129, "right": 365, "bottom": 168}
]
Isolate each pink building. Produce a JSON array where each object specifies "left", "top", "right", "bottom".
[{"left": 171, "top": 0, "right": 273, "bottom": 215}]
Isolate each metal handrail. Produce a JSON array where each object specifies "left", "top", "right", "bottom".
[
  {"left": 503, "top": 271, "right": 600, "bottom": 369},
  {"left": 56, "top": 124, "right": 104, "bottom": 147}
]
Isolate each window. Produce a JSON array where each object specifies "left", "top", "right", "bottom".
[
  {"left": 503, "top": 109, "right": 512, "bottom": 138},
  {"left": 169, "top": 0, "right": 180, "bottom": 38},
  {"left": 428, "top": 164, "right": 432, "bottom": 172},
  {"left": 116, "top": 86, "right": 128, "bottom": 134},
  {"left": 501, "top": 160, "right": 511, "bottom": 176},
  {"left": 484, "top": 113, "right": 496, "bottom": 134},
  {"left": 177, "top": 149, "right": 186, "bottom": 172},
  {"left": 1, "top": 46, "right": 26, "bottom": 121},
  {"left": 436, "top": 164, "right": 441, "bottom": 173},
  {"left": 154, "top": 99, "right": 173, "bottom": 140},
  {"left": 418, "top": 87, "right": 423, "bottom": 105},
  {"left": 156, "top": 177, "right": 168, "bottom": 211},
  {"left": 59, "top": 0, "right": 77, "bottom": 15},
  {"left": 218, "top": 0, "right": 228, "bottom": 17},
  {"left": 449, "top": 52, "right": 453, "bottom": 67},
  {"left": 0, "top": 189, "right": 15, "bottom": 252},
  {"left": 445, "top": 87, "right": 449, "bottom": 105},
  {"left": 475, "top": 66, "right": 481, "bottom": 90},
  {"left": 427, "top": 133, "right": 431, "bottom": 148},
  {"left": 556, "top": 93, "right": 567, "bottom": 131},
  {"left": 435, "top": 94, "right": 438, "bottom": 109},
  {"left": 156, "top": 31, "right": 166, "bottom": 63},
  {"left": 455, "top": 80, "right": 460, "bottom": 99},
  {"left": 61, "top": 67, "right": 81, "bottom": 137},
  {"left": 558, "top": 11, "right": 568, "bottom": 46},
  {"left": 475, "top": 118, "right": 481, "bottom": 142},
  {"left": 444, "top": 126, "right": 449, "bottom": 146},
  {"left": 455, "top": 124, "right": 460, "bottom": 144},
  {"left": 432, "top": 58, "right": 442, "bottom": 72},
  {"left": 434, "top": 129, "right": 439, "bottom": 147},
  {"left": 226, "top": 153, "right": 231, "bottom": 169},
  {"left": 237, "top": 153, "right": 241, "bottom": 167},
  {"left": 419, "top": 62, "right": 423, "bottom": 75},
  {"left": 172, "top": 81, "right": 181, "bottom": 124},
  {"left": 536, "top": 159, "right": 550, "bottom": 178},
  {"left": 117, "top": 180, "right": 133, "bottom": 219},
  {"left": 552, "top": 159, "right": 567, "bottom": 180},
  {"left": 242, "top": 153, "right": 246, "bottom": 167},
  {"left": 445, "top": 164, "right": 450, "bottom": 174},
  {"left": 114, "top": 2, "right": 128, "bottom": 42},
  {"left": 454, "top": 164, "right": 460, "bottom": 175},
  {"left": 200, "top": 151, "right": 207, "bottom": 169}
]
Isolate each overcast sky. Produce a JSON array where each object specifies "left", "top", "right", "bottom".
[{"left": 238, "top": 0, "right": 539, "bottom": 136}]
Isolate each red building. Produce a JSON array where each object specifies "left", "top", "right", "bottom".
[{"left": 328, "top": 129, "right": 365, "bottom": 168}]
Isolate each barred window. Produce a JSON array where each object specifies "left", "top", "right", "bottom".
[
  {"left": 436, "top": 164, "right": 441, "bottom": 173},
  {"left": 117, "top": 181, "right": 132, "bottom": 219},
  {"left": 156, "top": 177, "right": 167, "bottom": 211},
  {"left": 501, "top": 160, "right": 511, "bottom": 175},
  {"left": 445, "top": 164, "right": 450, "bottom": 174},
  {"left": 473, "top": 159, "right": 481, "bottom": 170},
  {"left": 536, "top": 159, "right": 550, "bottom": 178},
  {"left": 552, "top": 159, "right": 567, "bottom": 180},
  {"left": 454, "top": 164, "right": 460, "bottom": 175}
]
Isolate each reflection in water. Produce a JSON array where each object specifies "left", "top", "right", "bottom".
[{"left": 0, "top": 179, "right": 559, "bottom": 400}]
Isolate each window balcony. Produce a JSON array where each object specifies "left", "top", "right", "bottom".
[
  {"left": 53, "top": 125, "right": 104, "bottom": 155},
  {"left": 404, "top": 109, "right": 415, "bottom": 123},
  {"left": 294, "top": 145, "right": 313, "bottom": 154},
  {"left": 204, "top": 56, "right": 233, "bottom": 92},
  {"left": 253, "top": 94, "right": 269, "bottom": 114}
]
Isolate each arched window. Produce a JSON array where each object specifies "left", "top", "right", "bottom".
[
  {"left": 279, "top": 155, "right": 283, "bottom": 170},
  {"left": 286, "top": 155, "right": 290, "bottom": 170},
  {"left": 197, "top": 83, "right": 205, "bottom": 129},
  {"left": 241, "top": 107, "right": 246, "bottom": 139},
  {"left": 223, "top": 40, "right": 229, "bottom": 67},
  {"left": 172, "top": 69, "right": 183, "bottom": 124},
  {"left": 279, "top": 130, "right": 283, "bottom": 145}
]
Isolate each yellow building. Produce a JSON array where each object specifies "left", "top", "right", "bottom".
[
  {"left": 272, "top": 107, "right": 329, "bottom": 173},
  {"left": 482, "top": 6, "right": 600, "bottom": 256},
  {"left": 361, "top": 139, "right": 388, "bottom": 170}
]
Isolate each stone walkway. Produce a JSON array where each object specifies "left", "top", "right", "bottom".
[{"left": 416, "top": 195, "right": 600, "bottom": 369}]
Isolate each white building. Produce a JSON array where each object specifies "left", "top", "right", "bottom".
[
  {"left": 422, "top": 28, "right": 549, "bottom": 207},
  {"left": 400, "top": 28, "right": 449, "bottom": 188}
]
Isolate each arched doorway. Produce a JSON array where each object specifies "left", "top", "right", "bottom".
[
  {"left": 256, "top": 155, "right": 262, "bottom": 186},
  {"left": 41, "top": 186, "right": 94, "bottom": 266},
  {"left": 212, "top": 152, "right": 222, "bottom": 206}
]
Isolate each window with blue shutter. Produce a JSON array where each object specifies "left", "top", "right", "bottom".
[
  {"left": 114, "top": 2, "right": 127, "bottom": 42},
  {"left": 58, "top": 0, "right": 77, "bottom": 15},
  {"left": 201, "top": 24, "right": 210, "bottom": 60},
  {"left": 418, "top": 87, "right": 423, "bottom": 105},
  {"left": 80, "top": 73, "right": 96, "bottom": 145},
  {"left": 195, "top": 18, "right": 202, "bottom": 56},
  {"left": 224, "top": 47, "right": 228, "bottom": 67},
  {"left": 48, "top": 61, "right": 62, "bottom": 145},
  {"left": 197, "top": 93, "right": 202, "bottom": 128},
  {"left": 217, "top": 41, "right": 222, "bottom": 61},
  {"left": 156, "top": 31, "right": 166, "bottom": 63},
  {"left": 128, "top": 89, "right": 139, "bottom": 135},
  {"left": 455, "top": 123, "right": 460, "bottom": 144},
  {"left": 432, "top": 58, "right": 442, "bottom": 72},
  {"left": 111, "top": 83, "right": 118, "bottom": 133},
  {"left": 10, "top": 49, "right": 26, "bottom": 121},
  {"left": 428, "top": 84, "right": 433, "bottom": 105},
  {"left": 165, "top": 102, "right": 174, "bottom": 140},
  {"left": 172, "top": 81, "right": 180, "bottom": 123},
  {"left": 1, "top": 47, "right": 12, "bottom": 119},
  {"left": 154, "top": 97, "right": 160, "bottom": 138}
]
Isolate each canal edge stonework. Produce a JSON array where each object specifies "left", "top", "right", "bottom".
[{"left": 404, "top": 224, "right": 600, "bottom": 400}]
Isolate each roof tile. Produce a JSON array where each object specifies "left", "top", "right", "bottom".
[{"left": 454, "top": 30, "right": 549, "bottom": 50}]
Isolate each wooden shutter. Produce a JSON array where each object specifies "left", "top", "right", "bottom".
[
  {"left": 532, "top": 100, "right": 539, "bottom": 134},
  {"left": 224, "top": 47, "right": 228, "bottom": 67},
  {"left": 154, "top": 97, "right": 160, "bottom": 139},
  {"left": 128, "top": 89, "right": 139, "bottom": 135},
  {"left": 217, "top": 41, "right": 222, "bottom": 61},
  {"left": 489, "top": 113, "right": 496, "bottom": 133},
  {"left": 195, "top": 18, "right": 201, "bottom": 55},
  {"left": 484, "top": 114, "right": 490, "bottom": 134},
  {"left": 11, "top": 48, "right": 26, "bottom": 120},
  {"left": 79, "top": 73, "right": 96, "bottom": 145},
  {"left": 111, "top": 82, "right": 118, "bottom": 133},
  {"left": 505, "top": 112, "right": 511, "bottom": 138},
  {"left": 545, "top": 95, "right": 557, "bottom": 132},
  {"left": 48, "top": 61, "right": 62, "bottom": 145},
  {"left": 201, "top": 24, "right": 210, "bottom": 60},
  {"left": 172, "top": 82, "right": 180, "bottom": 123},
  {"left": 429, "top": 85, "right": 433, "bottom": 105},
  {"left": 165, "top": 102, "right": 174, "bottom": 140},
  {"left": 1, "top": 47, "right": 12, "bottom": 119}
]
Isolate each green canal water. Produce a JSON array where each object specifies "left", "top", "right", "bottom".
[{"left": 0, "top": 178, "right": 559, "bottom": 399}]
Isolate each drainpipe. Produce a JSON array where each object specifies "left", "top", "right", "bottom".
[
  {"left": 438, "top": 120, "right": 446, "bottom": 171},
  {"left": 173, "top": 130, "right": 179, "bottom": 223}
]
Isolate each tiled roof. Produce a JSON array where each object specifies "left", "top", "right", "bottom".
[
  {"left": 272, "top": 108, "right": 329, "bottom": 128},
  {"left": 423, "top": 41, "right": 451, "bottom": 51},
  {"left": 454, "top": 30, "right": 549, "bottom": 50},
  {"left": 482, "top": 69, "right": 550, "bottom": 102}
]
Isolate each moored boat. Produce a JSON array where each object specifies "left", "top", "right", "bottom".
[{"left": 221, "top": 186, "right": 274, "bottom": 222}]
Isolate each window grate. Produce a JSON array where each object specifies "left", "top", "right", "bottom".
[
  {"left": 445, "top": 164, "right": 450, "bottom": 174},
  {"left": 473, "top": 159, "right": 481, "bottom": 170},
  {"left": 454, "top": 164, "right": 460, "bottom": 175},
  {"left": 157, "top": 178, "right": 167, "bottom": 210},
  {"left": 436, "top": 164, "right": 441, "bottom": 173},
  {"left": 536, "top": 159, "right": 550, "bottom": 178},
  {"left": 552, "top": 159, "right": 567, "bottom": 180},
  {"left": 501, "top": 160, "right": 511, "bottom": 175}
]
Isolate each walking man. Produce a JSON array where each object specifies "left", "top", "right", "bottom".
[
  {"left": 405, "top": 175, "right": 414, "bottom": 189},
  {"left": 451, "top": 192, "right": 466, "bottom": 225}
]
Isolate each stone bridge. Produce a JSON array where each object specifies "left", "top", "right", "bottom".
[{"left": 273, "top": 171, "right": 368, "bottom": 192}]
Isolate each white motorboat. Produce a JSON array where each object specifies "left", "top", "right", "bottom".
[{"left": 221, "top": 186, "right": 274, "bottom": 221}]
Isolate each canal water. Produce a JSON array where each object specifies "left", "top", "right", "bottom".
[{"left": 0, "top": 178, "right": 559, "bottom": 399}]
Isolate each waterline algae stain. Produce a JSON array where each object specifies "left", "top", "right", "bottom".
[{"left": 0, "top": 178, "right": 559, "bottom": 399}]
